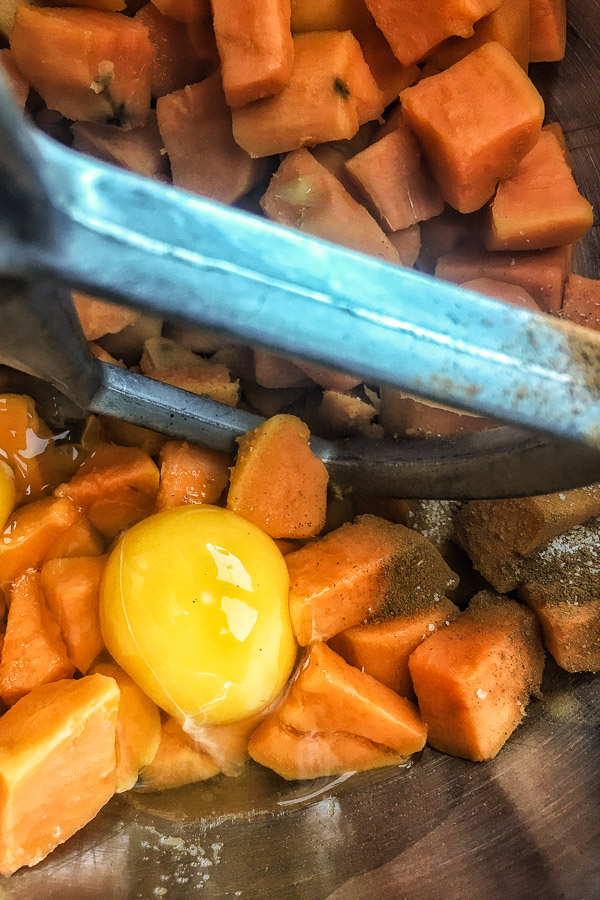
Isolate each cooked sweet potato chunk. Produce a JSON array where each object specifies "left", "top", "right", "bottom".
[
  {"left": 529, "top": 0, "right": 566, "bottom": 62},
  {"left": 156, "top": 441, "right": 230, "bottom": 511},
  {"left": 137, "top": 716, "right": 220, "bottom": 791},
  {"left": 561, "top": 274, "right": 600, "bottom": 331}
]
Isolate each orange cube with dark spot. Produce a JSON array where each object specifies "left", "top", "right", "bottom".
[
  {"left": 0, "top": 572, "right": 75, "bottom": 707},
  {"left": 156, "top": 440, "right": 231, "bottom": 511},
  {"left": 401, "top": 43, "right": 544, "bottom": 213},
  {"left": 211, "top": 0, "right": 294, "bottom": 107},
  {"left": 227, "top": 414, "right": 328, "bottom": 539},
  {"left": 486, "top": 131, "right": 593, "bottom": 251},
  {"left": 344, "top": 121, "right": 444, "bottom": 231},
  {"left": 409, "top": 591, "right": 545, "bottom": 761},
  {"left": 364, "top": 0, "right": 502, "bottom": 66}
]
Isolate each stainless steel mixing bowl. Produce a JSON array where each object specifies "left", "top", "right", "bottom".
[{"left": 2, "top": 4, "right": 599, "bottom": 898}]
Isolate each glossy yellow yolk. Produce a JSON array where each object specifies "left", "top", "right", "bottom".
[
  {"left": 0, "top": 460, "right": 16, "bottom": 530},
  {"left": 100, "top": 505, "right": 297, "bottom": 729}
]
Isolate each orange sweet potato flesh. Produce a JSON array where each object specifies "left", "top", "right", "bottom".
[
  {"left": 227, "top": 414, "right": 328, "bottom": 539},
  {"left": 436, "top": 243, "right": 573, "bottom": 314},
  {"left": 248, "top": 715, "right": 405, "bottom": 780},
  {"left": 72, "top": 113, "right": 169, "bottom": 179},
  {"left": 151, "top": 365, "right": 240, "bottom": 408},
  {"left": 409, "top": 591, "right": 545, "bottom": 761},
  {"left": 0, "top": 572, "right": 75, "bottom": 707},
  {"left": 0, "top": 394, "right": 59, "bottom": 504},
  {"left": 364, "top": 0, "right": 502, "bottom": 66},
  {"left": 44, "top": 515, "right": 106, "bottom": 561},
  {"left": 355, "top": 25, "right": 420, "bottom": 108},
  {"left": 290, "top": 0, "right": 373, "bottom": 31},
  {"left": 10, "top": 4, "right": 153, "bottom": 126},
  {"left": 529, "top": 0, "right": 566, "bottom": 62},
  {"left": 0, "top": 674, "right": 119, "bottom": 876},
  {"left": 137, "top": 716, "right": 220, "bottom": 791},
  {"left": 211, "top": 0, "right": 294, "bottom": 107},
  {"left": 231, "top": 32, "right": 377, "bottom": 157},
  {"left": 329, "top": 598, "right": 459, "bottom": 699},
  {"left": 253, "top": 349, "right": 312, "bottom": 389},
  {"left": 427, "top": 0, "right": 530, "bottom": 71},
  {"left": 40, "top": 556, "right": 107, "bottom": 674},
  {"left": 157, "top": 72, "right": 268, "bottom": 204},
  {"left": 187, "top": 710, "right": 267, "bottom": 776},
  {"left": 261, "top": 149, "right": 401, "bottom": 263},
  {"left": 418, "top": 207, "right": 471, "bottom": 271},
  {"left": 486, "top": 131, "right": 593, "bottom": 251},
  {"left": 344, "top": 121, "right": 444, "bottom": 231},
  {"left": 134, "top": 2, "right": 205, "bottom": 98},
  {"left": 461, "top": 278, "right": 540, "bottom": 310},
  {"left": 0, "top": 497, "right": 80, "bottom": 593},
  {"left": 453, "top": 486, "right": 600, "bottom": 593},
  {"left": 72, "top": 293, "right": 138, "bottom": 342},
  {"left": 0, "top": 49, "right": 29, "bottom": 110},
  {"left": 379, "top": 388, "right": 493, "bottom": 439},
  {"left": 156, "top": 440, "right": 230, "bottom": 511},
  {"left": 287, "top": 514, "right": 457, "bottom": 645},
  {"left": 54, "top": 443, "right": 160, "bottom": 538},
  {"left": 388, "top": 225, "right": 422, "bottom": 268},
  {"left": 561, "top": 274, "right": 600, "bottom": 332},
  {"left": 279, "top": 642, "right": 427, "bottom": 754},
  {"left": 401, "top": 43, "right": 545, "bottom": 213},
  {"left": 92, "top": 662, "right": 162, "bottom": 791},
  {"left": 519, "top": 583, "right": 600, "bottom": 673}
]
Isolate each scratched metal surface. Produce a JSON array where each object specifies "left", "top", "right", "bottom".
[{"left": 1, "top": 7, "right": 599, "bottom": 900}]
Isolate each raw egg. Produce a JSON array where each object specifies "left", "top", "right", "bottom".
[
  {"left": 100, "top": 505, "right": 297, "bottom": 729},
  {"left": 0, "top": 460, "right": 16, "bottom": 530}
]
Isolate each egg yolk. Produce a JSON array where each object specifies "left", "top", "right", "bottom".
[
  {"left": 0, "top": 460, "right": 16, "bottom": 530},
  {"left": 100, "top": 505, "right": 297, "bottom": 729}
]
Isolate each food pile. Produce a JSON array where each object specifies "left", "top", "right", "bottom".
[
  {"left": 0, "top": 0, "right": 598, "bottom": 881},
  {"left": 1, "top": 0, "right": 598, "bottom": 440}
]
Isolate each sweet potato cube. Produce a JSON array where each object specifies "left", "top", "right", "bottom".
[
  {"left": 0, "top": 674, "right": 119, "bottom": 876},
  {"left": 54, "top": 443, "right": 160, "bottom": 538},
  {"left": 72, "top": 293, "right": 138, "bottom": 342},
  {"left": 72, "top": 113, "right": 169, "bottom": 181},
  {"left": 231, "top": 32, "right": 380, "bottom": 157},
  {"left": 461, "top": 278, "right": 540, "bottom": 310},
  {"left": 345, "top": 121, "right": 444, "bottom": 231},
  {"left": 156, "top": 440, "right": 230, "bottom": 511},
  {"left": 279, "top": 642, "right": 427, "bottom": 752},
  {"left": 187, "top": 710, "right": 266, "bottom": 776},
  {"left": 388, "top": 224, "right": 421, "bottom": 267},
  {"left": 261, "top": 149, "right": 401, "bottom": 263},
  {"left": 355, "top": 24, "right": 420, "bottom": 108},
  {"left": 137, "top": 716, "right": 220, "bottom": 791},
  {"left": 0, "top": 572, "right": 75, "bottom": 707},
  {"left": 152, "top": 365, "right": 239, "bottom": 407},
  {"left": 329, "top": 598, "right": 459, "bottom": 698},
  {"left": 454, "top": 486, "right": 600, "bottom": 592},
  {"left": 379, "top": 388, "right": 492, "bottom": 439},
  {"left": 211, "top": 0, "right": 294, "bottom": 107},
  {"left": 248, "top": 714, "right": 405, "bottom": 780},
  {"left": 427, "top": 0, "right": 530, "bottom": 71},
  {"left": 0, "top": 394, "right": 57, "bottom": 503},
  {"left": 0, "top": 49, "right": 29, "bottom": 110},
  {"left": 92, "top": 662, "right": 162, "bottom": 792},
  {"left": 486, "top": 131, "right": 593, "bottom": 251},
  {"left": 253, "top": 349, "right": 312, "bottom": 389},
  {"left": 40, "top": 556, "right": 107, "bottom": 674},
  {"left": 364, "top": 0, "right": 502, "bottom": 66},
  {"left": 157, "top": 72, "right": 268, "bottom": 204},
  {"left": 290, "top": 0, "right": 373, "bottom": 32},
  {"left": 10, "top": 5, "right": 153, "bottom": 126},
  {"left": 561, "top": 274, "right": 600, "bottom": 332},
  {"left": 134, "top": 2, "right": 205, "bottom": 98},
  {"left": 401, "top": 43, "right": 544, "bottom": 213},
  {"left": 418, "top": 207, "right": 471, "bottom": 271},
  {"left": 0, "top": 497, "right": 80, "bottom": 593},
  {"left": 529, "top": 0, "right": 566, "bottom": 62},
  {"left": 44, "top": 515, "right": 105, "bottom": 560},
  {"left": 227, "top": 414, "right": 328, "bottom": 539},
  {"left": 409, "top": 591, "right": 545, "bottom": 760},
  {"left": 294, "top": 361, "right": 361, "bottom": 392},
  {"left": 436, "top": 243, "right": 573, "bottom": 313},
  {"left": 287, "top": 514, "right": 457, "bottom": 645},
  {"left": 520, "top": 582, "right": 600, "bottom": 674}
]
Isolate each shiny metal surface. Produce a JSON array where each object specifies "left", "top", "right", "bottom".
[{"left": 0, "top": 6, "right": 598, "bottom": 898}]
